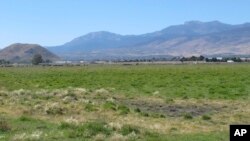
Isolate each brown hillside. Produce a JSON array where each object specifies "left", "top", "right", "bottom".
[{"left": 0, "top": 43, "right": 60, "bottom": 63}]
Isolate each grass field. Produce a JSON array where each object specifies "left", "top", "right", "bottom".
[{"left": 0, "top": 64, "right": 250, "bottom": 140}]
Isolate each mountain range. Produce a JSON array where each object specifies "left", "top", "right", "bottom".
[
  {"left": 47, "top": 21, "right": 250, "bottom": 60},
  {"left": 1, "top": 21, "right": 250, "bottom": 62}
]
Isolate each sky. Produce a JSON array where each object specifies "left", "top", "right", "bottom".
[{"left": 0, "top": 0, "right": 250, "bottom": 48}]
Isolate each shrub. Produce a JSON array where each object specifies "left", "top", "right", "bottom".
[
  {"left": 45, "top": 103, "right": 66, "bottom": 115},
  {"left": 183, "top": 113, "right": 193, "bottom": 119},
  {"left": 151, "top": 113, "right": 166, "bottom": 118},
  {"left": 134, "top": 108, "right": 141, "bottom": 113},
  {"left": 85, "top": 103, "right": 98, "bottom": 112},
  {"left": 170, "top": 127, "right": 178, "bottom": 132},
  {"left": 66, "top": 121, "right": 112, "bottom": 138},
  {"left": 103, "top": 101, "right": 117, "bottom": 111},
  {"left": 202, "top": 115, "right": 212, "bottom": 120},
  {"left": 59, "top": 122, "right": 76, "bottom": 129},
  {"left": 19, "top": 115, "right": 33, "bottom": 121},
  {"left": 141, "top": 112, "right": 149, "bottom": 117},
  {"left": 120, "top": 124, "right": 140, "bottom": 136},
  {"left": 165, "top": 98, "right": 174, "bottom": 104},
  {"left": 117, "top": 105, "right": 130, "bottom": 115}
]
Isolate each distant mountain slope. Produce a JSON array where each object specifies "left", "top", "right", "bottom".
[
  {"left": 133, "top": 26, "right": 250, "bottom": 56},
  {"left": 47, "top": 21, "right": 250, "bottom": 60},
  {"left": 0, "top": 43, "right": 60, "bottom": 63}
]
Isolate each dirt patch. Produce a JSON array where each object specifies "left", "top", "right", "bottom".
[{"left": 118, "top": 99, "right": 223, "bottom": 117}]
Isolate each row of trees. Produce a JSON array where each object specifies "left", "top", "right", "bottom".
[
  {"left": 179, "top": 56, "right": 246, "bottom": 62},
  {"left": 205, "top": 57, "right": 242, "bottom": 62},
  {"left": 180, "top": 56, "right": 205, "bottom": 62},
  {"left": 0, "top": 59, "right": 10, "bottom": 65},
  {"left": 1, "top": 54, "right": 49, "bottom": 65}
]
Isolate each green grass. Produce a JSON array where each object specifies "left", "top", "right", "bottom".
[
  {"left": 0, "top": 64, "right": 250, "bottom": 99},
  {"left": 0, "top": 64, "right": 250, "bottom": 140},
  {"left": 0, "top": 114, "right": 229, "bottom": 141},
  {"left": 142, "top": 132, "right": 228, "bottom": 141}
]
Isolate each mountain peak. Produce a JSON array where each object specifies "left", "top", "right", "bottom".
[
  {"left": 184, "top": 20, "right": 225, "bottom": 25},
  {"left": 84, "top": 31, "right": 121, "bottom": 38},
  {"left": 184, "top": 21, "right": 204, "bottom": 25},
  {"left": 67, "top": 31, "right": 123, "bottom": 45}
]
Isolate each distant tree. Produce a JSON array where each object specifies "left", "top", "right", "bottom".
[
  {"left": 232, "top": 57, "right": 241, "bottom": 62},
  {"left": 199, "top": 55, "right": 205, "bottom": 61},
  {"left": 32, "top": 54, "right": 43, "bottom": 65},
  {"left": 211, "top": 58, "right": 217, "bottom": 62},
  {"left": 190, "top": 56, "right": 197, "bottom": 61}
]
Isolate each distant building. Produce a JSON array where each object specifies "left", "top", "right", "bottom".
[
  {"left": 54, "top": 61, "right": 72, "bottom": 64},
  {"left": 240, "top": 58, "right": 250, "bottom": 61},
  {"left": 227, "top": 60, "right": 234, "bottom": 63}
]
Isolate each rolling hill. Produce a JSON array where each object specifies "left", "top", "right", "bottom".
[{"left": 0, "top": 43, "right": 60, "bottom": 63}]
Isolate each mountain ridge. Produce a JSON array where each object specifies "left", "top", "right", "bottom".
[
  {"left": 2, "top": 21, "right": 250, "bottom": 61},
  {"left": 48, "top": 21, "right": 250, "bottom": 60}
]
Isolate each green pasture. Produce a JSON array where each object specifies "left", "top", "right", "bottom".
[
  {"left": 0, "top": 64, "right": 250, "bottom": 99},
  {"left": 0, "top": 64, "right": 249, "bottom": 140}
]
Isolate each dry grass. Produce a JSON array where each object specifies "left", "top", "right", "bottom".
[{"left": 1, "top": 88, "right": 249, "bottom": 138}]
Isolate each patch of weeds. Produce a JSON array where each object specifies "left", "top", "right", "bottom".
[
  {"left": 165, "top": 98, "right": 174, "bottom": 104},
  {"left": 0, "top": 118, "right": 11, "bottom": 132},
  {"left": 66, "top": 121, "right": 112, "bottom": 138},
  {"left": 170, "top": 127, "right": 178, "bottom": 132},
  {"left": 103, "top": 101, "right": 117, "bottom": 111},
  {"left": 140, "top": 112, "right": 149, "bottom": 117},
  {"left": 120, "top": 124, "right": 140, "bottom": 136},
  {"left": 45, "top": 103, "right": 66, "bottom": 115},
  {"left": 66, "top": 90, "right": 78, "bottom": 98},
  {"left": 18, "top": 115, "right": 33, "bottom": 121},
  {"left": 58, "top": 122, "right": 76, "bottom": 129},
  {"left": 151, "top": 113, "right": 166, "bottom": 118},
  {"left": 42, "top": 95, "right": 53, "bottom": 100},
  {"left": 144, "top": 131, "right": 160, "bottom": 139},
  {"left": 134, "top": 108, "right": 141, "bottom": 113},
  {"left": 182, "top": 96, "right": 189, "bottom": 99},
  {"left": 202, "top": 115, "right": 212, "bottom": 120},
  {"left": 183, "top": 113, "right": 193, "bottom": 119},
  {"left": 85, "top": 103, "right": 98, "bottom": 112},
  {"left": 117, "top": 105, "right": 130, "bottom": 115}
]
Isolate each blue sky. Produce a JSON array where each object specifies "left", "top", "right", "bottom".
[{"left": 0, "top": 0, "right": 250, "bottom": 48}]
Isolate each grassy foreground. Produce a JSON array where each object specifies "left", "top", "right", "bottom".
[{"left": 0, "top": 64, "right": 250, "bottom": 140}]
